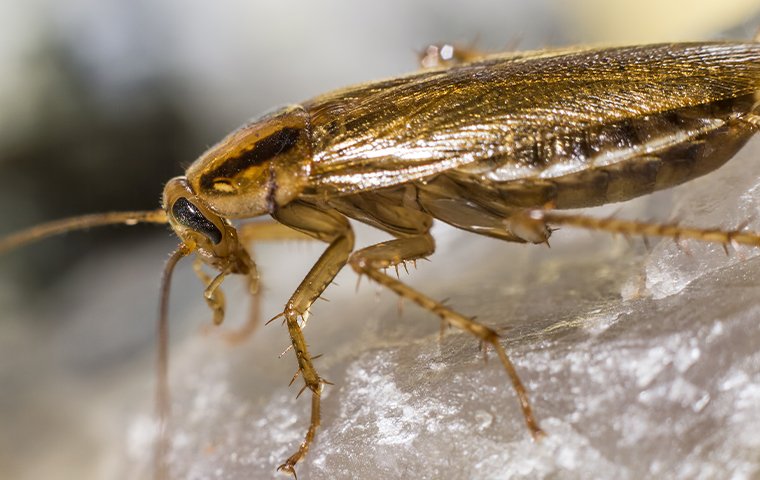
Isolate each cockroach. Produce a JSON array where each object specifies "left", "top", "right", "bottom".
[{"left": 4, "top": 37, "right": 760, "bottom": 477}]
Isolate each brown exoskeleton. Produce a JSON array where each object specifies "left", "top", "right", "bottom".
[{"left": 4, "top": 38, "right": 760, "bottom": 477}]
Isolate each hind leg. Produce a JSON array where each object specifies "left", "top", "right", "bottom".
[{"left": 524, "top": 210, "right": 760, "bottom": 249}]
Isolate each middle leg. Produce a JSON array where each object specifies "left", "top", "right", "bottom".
[
  {"left": 330, "top": 187, "right": 544, "bottom": 437},
  {"left": 348, "top": 232, "right": 545, "bottom": 440}
]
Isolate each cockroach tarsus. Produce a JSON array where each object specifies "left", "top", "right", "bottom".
[{"left": 4, "top": 37, "right": 760, "bottom": 477}]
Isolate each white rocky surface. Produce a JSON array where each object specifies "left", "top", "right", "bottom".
[{"left": 115, "top": 136, "right": 760, "bottom": 479}]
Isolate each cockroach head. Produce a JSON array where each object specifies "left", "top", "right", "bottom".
[
  {"left": 163, "top": 177, "right": 253, "bottom": 275},
  {"left": 185, "top": 104, "right": 313, "bottom": 218}
]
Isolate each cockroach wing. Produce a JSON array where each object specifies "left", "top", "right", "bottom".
[{"left": 304, "top": 43, "right": 760, "bottom": 197}]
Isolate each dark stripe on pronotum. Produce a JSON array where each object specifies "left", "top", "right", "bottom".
[{"left": 200, "top": 127, "right": 302, "bottom": 190}]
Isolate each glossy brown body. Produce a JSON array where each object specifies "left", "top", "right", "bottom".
[
  {"left": 188, "top": 43, "right": 760, "bottom": 244},
  {"left": 160, "top": 41, "right": 760, "bottom": 476}
]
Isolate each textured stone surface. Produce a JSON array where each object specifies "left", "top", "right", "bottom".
[{"left": 117, "top": 138, "right": 760, "bottom": 479}]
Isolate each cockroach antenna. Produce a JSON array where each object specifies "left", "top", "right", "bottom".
[{"left": 0, "top": 209, "right": 168, "bottom": 254}]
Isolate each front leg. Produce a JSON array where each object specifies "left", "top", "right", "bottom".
[
  {"left": 270, "top": 201, "right": 355, "bottom": 476},
  {"left": 214, "top": 220, "right": 315, "bottom": 344},
  {"left": 192, "top": 259, "right": 232, "bottom": 326}
]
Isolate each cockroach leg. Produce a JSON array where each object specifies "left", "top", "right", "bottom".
[
  {"left": 530, "top": 210, "right": 760, "bottom": 249},
  {"left": 239, "top": 218, "right": 316, "bottom": 244},
  {"left": 270, "top": 202, "right": 355, "bottom": 475},
  {"left": 192, "top": 259, "right": 231, "bottom": 326},
  {"left": 348, "top": 233, "right": 545, "bottom": 440},
  {"left": 277, "top": 312, "right": 324, "bottom": 478},
  {"left": 214, "top": 221, "right": 315, "bottom": 344},
  {"left": 215, "top": 280, "right": 262, "bottom": 345},
  {"left": 419, "top": 43, "right": 484, "bottom": 69},
  {"left": 418, "top": 36, "right": 489, "bottom": 69}
]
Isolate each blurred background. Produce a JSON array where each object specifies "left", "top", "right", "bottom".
[{"left": 2, "top": 1, "right": 760, "bottom": 479}]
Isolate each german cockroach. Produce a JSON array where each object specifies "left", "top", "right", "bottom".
[{"left": 4, "top": 37, "right": 760, "bottom": 477}]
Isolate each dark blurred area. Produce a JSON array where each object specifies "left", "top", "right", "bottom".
[{"left": 0, "top": 46, "right": 193, "bottom": 291}]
